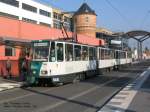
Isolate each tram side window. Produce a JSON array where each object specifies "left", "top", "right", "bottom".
[
  {"left": 93, "top": 48, "right": 96, "bottom": 60},
  {"left": 65, "top": 44, "right": 73, "bottom": 61},
  {"left": 50, "top": 42, "right": 56, "bottom": 62},
  {"left": 110, "top": 50, "right": 114, "bottom": 59},
  {"left": 57, "top": 43, "right": 64, "bottom": 62},
  {"left": 120, "top": 52, "right": 122, "bottom": 59},
  {"left": 127, "top": 52, "right": 132, "bottom": 58},
  {"left": 116, "top": 51, "right": 120, "bottom": 59},
  {"left": 99, "top": 48, "right": 101, "bottom": 60},
  {"left": 105, "top": 49, "right": 111, "bottom": 59},
  {"left": 101, "top": 49, "right": 105, "bottom": 60},
  {"left": 122, "top": 52, "right": 126, "bottom": 59},
  {"left": 89, "top": 47, "right": 96, "bottom": 60},
  {"left": 74, "top": 45, "right": 81, "bottom": 61},
  {"left": 82, "top": 46, "right": 88, "bottom": 61}
]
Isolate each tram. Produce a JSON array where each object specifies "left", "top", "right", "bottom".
[{"left": 27, "top": 40, "right": 132, "bottom": 85}]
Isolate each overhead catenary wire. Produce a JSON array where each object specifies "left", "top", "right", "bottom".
[
  {"left": 139, "top": 11, "right": 150, "bottom": 30},
  {"left": 105, "top": 0, "right": 133, "bottom": 29}
]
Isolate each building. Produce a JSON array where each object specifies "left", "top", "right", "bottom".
[
  {"left": 96, "top": 28, "right": 129, "bottom": 50},
  {"left": 73, "top": 3, "right": 97, "bottom": 38},
  {"left": 0, "top": 0, "right": 53, "bottom": 27},
  {"left": 96, "top": 27, "right": 113, "bottom": 35},
  {"left": 0, "top": 1, "right": 104, "bottom": 77},
  {"left": 52, "top": 8, "right": 73, "bottom": 31},
  {"left": 96, "top": 27, "right": 116, "bottom": 47}
]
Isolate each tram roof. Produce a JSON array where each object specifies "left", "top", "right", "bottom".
[
  {"left": 0, "top": 36, "right": 31, "bottom": 48},
  {"left": 32, "top": 38, "right": 102, "bottom": 47}
]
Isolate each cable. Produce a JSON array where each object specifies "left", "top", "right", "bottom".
[
  {"left": 105, "top": 0, "right": 132, "bottom": 28},
  {"left": 139, "top": 11, "right": 150, "bottom": 30}
]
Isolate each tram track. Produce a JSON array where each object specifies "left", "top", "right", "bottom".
[
  {"left": 0, "top": 61, "right": 149, "bottom": 112},
  {"left": 31, "top": 71, "right": 139, "bottom": 112},
  {"left": 0, "top": 72, "right": 131, "bottom": 105},
  {"left": 0, "top": 71, "right": 126, "bottom": 104},
  {"left": 34, "top": 73, "right": 132, "bottom": 112}
]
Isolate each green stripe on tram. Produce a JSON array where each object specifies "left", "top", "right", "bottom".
[{"left": 27, "top": 61, "right": 42, "bottom": 84}]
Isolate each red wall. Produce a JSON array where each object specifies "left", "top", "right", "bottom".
[
  {"left": 0, "top": 16, "right": 105, "bottom": 77},
  {"left": 0, "top": 16, "right": 104, "bottom": 45}
]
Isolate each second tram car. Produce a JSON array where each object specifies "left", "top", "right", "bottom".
[{"left": 27, "top": 40, "right": 132, "bottom": 85}]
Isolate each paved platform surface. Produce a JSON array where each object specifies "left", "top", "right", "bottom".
[
  {"left": 0, "top": 77, "right": 22, "bottom": 92},
  {"left": 127, "top": 71, "right": 150, "bottom": 112},
  {"left": 99, "top": 66, "right": 150, "bottom": 112}
]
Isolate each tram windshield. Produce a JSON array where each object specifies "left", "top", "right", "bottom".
[{"left": 33, "top": 46, "right": 49, "bottom": 61}]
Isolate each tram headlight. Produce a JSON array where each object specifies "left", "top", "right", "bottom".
[
  {"left": 41, "top": 70, "right": 48, "bottom": 74},
  {"left": 33, "top": 71, "right": 36, "bottom": 74}
]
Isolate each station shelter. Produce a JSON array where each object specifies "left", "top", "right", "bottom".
[{"left": 0, "top": 16, "right": 105, "bottom": 77}]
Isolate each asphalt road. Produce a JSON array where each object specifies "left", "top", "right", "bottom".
[{"left": 0, "top": 60, "right": 150, "bottom": 112}]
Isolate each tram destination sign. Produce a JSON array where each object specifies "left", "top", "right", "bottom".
[{"left": 34, "top": 42, "right": 49, "bottom": 47}]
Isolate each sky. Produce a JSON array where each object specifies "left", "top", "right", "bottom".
[{"left": 38, "top": 0, "right": 150, "bottom": 48}]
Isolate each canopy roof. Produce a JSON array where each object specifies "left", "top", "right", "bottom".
[
  {"left": 125, "top": 30, "right": 150, "bottom": 37},
  {"left": 0, "top": 36, "right": 31, "bottom": 48}
]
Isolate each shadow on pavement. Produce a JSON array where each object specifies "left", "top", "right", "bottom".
[{"left": 22, "top": 87, "right": 101, "bottom": 110}]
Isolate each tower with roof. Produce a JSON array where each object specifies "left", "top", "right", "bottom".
[{"left": 73, "top": 3, "right": 97, "bottom": 38}]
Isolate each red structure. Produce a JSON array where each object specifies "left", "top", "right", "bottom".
[{"left": 0, "top": 16, "right": 104, "bottom": 77}]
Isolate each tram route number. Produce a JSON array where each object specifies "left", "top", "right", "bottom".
[{"left": 34, "top": 42, "right": 49, "bottom": 47}]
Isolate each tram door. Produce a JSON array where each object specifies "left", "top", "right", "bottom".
[{"left": 115, "top": 51, "right": 120, "bottom": 65}]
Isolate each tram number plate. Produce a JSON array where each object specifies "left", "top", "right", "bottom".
[{"left": 53, "top": 78, "right": 59, "bottom": 82}]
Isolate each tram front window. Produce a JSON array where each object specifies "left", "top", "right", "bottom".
[{"left": 33, "top": 46, "right": 49, "bottom": 61}]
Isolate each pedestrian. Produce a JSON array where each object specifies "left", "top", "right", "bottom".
[
  {"left": 6, "top": 57, "right": 11, "bottom": 79},
  {"left": 21, "top": 58, "right": 27, "bottom": 81}
]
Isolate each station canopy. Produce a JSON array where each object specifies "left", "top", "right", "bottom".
[
  {"left": 125, "top": 30, "right": 150, "bottom": 37},
  {"left": 0, "top": 36, "right": 31, "bottom": 48}
]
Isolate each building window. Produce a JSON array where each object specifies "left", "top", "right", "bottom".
[
  {"left": 64, "top": 16, "right": 68, "bottom": 22},
  {"left": 39, "top": 9, "right": 51, "bottom": 17},
  {"left": 53, "top": 12, "right": 58, "bottom": 19},
  {"left": 58, "top": 14, "right": 62, "bottom": 20},
  {"left": 0, "top": 0, "right": 19, "bottom": 7},
  {"left": 22, "top": 17, "right": 37, "bottom": 24},
  {"left": 0, "top": 12, "right": 19, "bottom": 19},
  {"left": 40, "top": 22, "right": 51, "bottom": 27},
  {"left": 5, "top": 46, "right": 16, "bottom": 56},
  {"left": 22, "top": 3, "right": 37, "bottom": 13},
  {"left": 53, "top": 20, "right": 61, "bottom": 29},
  {"left": 85, "top": 17, "right": 89, "bottom": 22},
  {"left": 64, "top": 23, "right": 71, "bottom": 31}
]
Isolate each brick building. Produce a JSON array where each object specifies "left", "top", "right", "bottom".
[{"left": 73, "top": 3, "right": 97, "bottom": 38}]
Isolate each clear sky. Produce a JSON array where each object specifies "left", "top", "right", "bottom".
[{"left": 38, "top": 0, "right": 150, "bottom": 48}]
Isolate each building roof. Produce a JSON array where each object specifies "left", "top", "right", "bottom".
[
  {"left": 75, "top": 3, "right": 96, "bottom": 15},
  {"left": 96, "top": 28, "right": 113, "bottom": 35}
]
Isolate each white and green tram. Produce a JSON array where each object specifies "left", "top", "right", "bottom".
[{"left": 27, "top": 40, "right": 132, "bottom": 85}]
